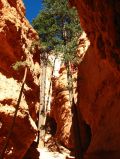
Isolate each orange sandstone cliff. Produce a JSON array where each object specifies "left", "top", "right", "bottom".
[
  {"left": 51, "top": 67, "right": 75, "bottom": 149},
  {"left": 0, "top": 0, "right": 40, "bottom": 158},
  {"left": 50, "top": 32, "right": 90, "bottom": 151},
  {"left": 69, "top": 0, "right": 120, "bottom": 159}
]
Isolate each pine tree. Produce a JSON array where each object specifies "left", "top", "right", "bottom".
[
  {"left": 32, "top": 0, "right": 82, "bottom": 63},
  {"left": 32, "top": 0, "right": 83, "bottom": 154},
  {"left": 32, "top": 0, "right": 82, "bottom": 106}
]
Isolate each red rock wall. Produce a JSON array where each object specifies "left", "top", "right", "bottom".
[
  {"left": 0, "top": 0, "right": 40, "bottom": 158},
  {"left": 50, "top": 33, "right": 90, "bottom": 152},
  {"left": 70, "top": 0, "right": 120, "bottom": 158},
  {"left": 50, "top": 67, "right": 74, "bottom": 149}
]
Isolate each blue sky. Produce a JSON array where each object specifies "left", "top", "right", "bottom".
[{"left": 23, "top": 0, "right": 43, "bottom": 23}]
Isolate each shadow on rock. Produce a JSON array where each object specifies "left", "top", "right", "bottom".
[
  {"left": 23, "top": 141, "right": 40, "bottom": 159},
  {"left": 84, "top": 151, "right": 120, "bottom": 159}
]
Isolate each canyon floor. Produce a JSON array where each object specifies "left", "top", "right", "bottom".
[
  {"left": 39, "top": 148, "right": 68, "bottom": 159},
  {"left": 24, "top": 134, "right": 73, "bottom": 159}
]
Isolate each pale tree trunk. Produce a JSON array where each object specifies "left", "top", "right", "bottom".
[
  {"left": 38, "top": 53, "right": 47, "bottom": 148},
  {"left": 66, "top": 61, "right": 73, "bottom": 106},
  {"left": 46, "top": 56, "right": 57, "bottom": 113}
]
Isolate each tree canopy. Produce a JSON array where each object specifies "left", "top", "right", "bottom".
[{"left": 32, "top": 0, "right": 82, "bottom": 64}]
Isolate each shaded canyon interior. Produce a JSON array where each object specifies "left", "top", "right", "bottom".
[{"left": 0, "top": 0, "right": 120, "bottom": 159}]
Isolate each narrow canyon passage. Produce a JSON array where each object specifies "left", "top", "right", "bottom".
[{"left": 0, "top": 0, "right": 120, "bottom": 159}]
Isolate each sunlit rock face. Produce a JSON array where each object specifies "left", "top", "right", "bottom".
[
  {"left": 70, "top": 0, "right": 120, "bottom": 158},
  {"left": 50, "top": 67, "right": 75, "bottom": 149},
  {"left": 0, "top": 0, "right": 40, "bottom": 158},
  {"left": 50, "top": 32, "right": 90, "bottom": 151}
]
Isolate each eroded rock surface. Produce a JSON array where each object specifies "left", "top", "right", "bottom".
[
  {"left": 70, "top": 0, "right": 120, "bottom": 158},
  {"left": 50, "top": 67, "right": 74, "bottom": 149},
  {"left": 0, "top": 0, "right": 40, "bottom": 158},
  {"left": 50, "top": 32, "right": 90, "bottom": 152}
]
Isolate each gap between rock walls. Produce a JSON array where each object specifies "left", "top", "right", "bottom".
[{"left": 1, "top": 0, "right": 120, "bottom": 159}]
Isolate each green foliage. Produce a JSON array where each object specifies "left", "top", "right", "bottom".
[
  {"left": 32, "top": 0, "right": 82, "bottom": 64},
  {"left": 28, "top": 40, "right": 40, "bottom": 54},
  {"left": 12, "top": 61, "right": 27, "bottom": 70},
  {"left": 40, "top": 125, "right": 46, "bottom": 130}
]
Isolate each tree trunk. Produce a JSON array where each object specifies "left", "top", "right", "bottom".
[
  {"left": 38, "top": 53, "right": 47, "bottom": 148},
  {"left": 66, "top": 61, "right": 73, "bottom": 106},
  {"left": 46, "top": 56, "right": 57, "bottom": 113}
]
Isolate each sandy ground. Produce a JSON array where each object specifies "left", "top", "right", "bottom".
[
  {"left": 23, "top": 134, "right": 75, "bottom": 159},
  {"left": 38, "top": 148, "right": 67, "bottom": 159}
]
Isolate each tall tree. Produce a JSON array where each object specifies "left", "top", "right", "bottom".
[
  {"left": 32, "top": 0, "right": 83, "bottom": 153},
  {"left": 32, "top": 0, "right": 82, "bottom": 61}
]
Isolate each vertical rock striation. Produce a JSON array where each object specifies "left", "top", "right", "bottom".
[
  {"left": 50, "top": 67, "right": 75, "bottom": 149},
  {"left": 50, "top": 32, "right": 90, "bottom": 152},
  {"left": 70, "top": 0, "right": 120, "bottom": 158},
  {"left": 0, "top": 0, "right": 40, "bottom": 158}
]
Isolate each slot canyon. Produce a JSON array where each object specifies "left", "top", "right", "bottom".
[{"left": 0, "top": 0, "right": 120, "bottom": 159}]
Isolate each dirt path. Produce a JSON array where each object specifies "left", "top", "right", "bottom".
[
  {"left": 24, "top": 140, "right": 74, "bottom": 159},
  {"left": 38, "top": 148, "right": 67, "bottom": 159}
]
